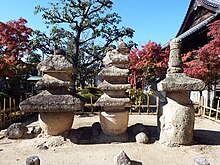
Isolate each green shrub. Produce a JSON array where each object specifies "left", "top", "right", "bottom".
[
  {"left": 76, "top": 86, "right": 102, "bottom": 103},
  {"left": 0, "top": 92, "right": 9, "bottom": 100},
  {"left": 127, "top": 88, "right": 153, "bottom": 105}
]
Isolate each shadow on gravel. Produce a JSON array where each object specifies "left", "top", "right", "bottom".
[
  {"left": 65, "top": 124, "right": 159, "bottom": 145},
  {"left": 131, "top": 160, "right": 143, "bottom": 165},
  {"left": 194, "top": 129, "right": 220, "bottom": 145}
]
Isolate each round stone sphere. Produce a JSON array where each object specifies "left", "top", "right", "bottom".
[
  {"left": 135, "top": 132, "right": 149, "bottom": 144},
  {"left": 39, "top": 112, "right": 74, "bottom": 135}
]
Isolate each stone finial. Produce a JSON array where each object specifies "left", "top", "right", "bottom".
[
  {"left": 37, "top": 49, "right": 73, "bottom": 72},
  {"left": 116, "top": 39, "right": 127, "bottom": 48},
  {"left": 170, "top": 38, "right": 182, "bottom": 49},
  {"left": 54, "top": 49, "right": 66, "bottom": 55},
  {"left": 116, "top": 40, "right": 130, "bottom": 55},
  {"left": 158, "top": 38, "right": 205, "bottom": 92},
  {"left": 168, "top": 38, "right": 183, "bottom": 73}
]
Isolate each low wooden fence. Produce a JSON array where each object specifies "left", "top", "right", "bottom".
[
  {"left": 81, "top": 95, "right": 159, "bottom": 115},
  {"left": 2, "top": 94, "right": 219, "bottom": 129},
  {"left": 1, "top": 95, "right": 159, "bottom": 128},
  {"left": 199, "top": 96, "right": 220, "bottom": 124},
  {"left": 0, "top": 97, "right": 27, "bottom": 129}
]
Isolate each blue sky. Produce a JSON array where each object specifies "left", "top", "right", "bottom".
[{"left": 0, "top": 0, "right": 190, "bottom": 46}]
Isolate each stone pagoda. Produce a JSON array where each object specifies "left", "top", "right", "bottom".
[
  {"left": 157, "top": 38, "right": 205, "bottom": 146},
  {"left": 95, "top": 41, "right": 132, "bottom": 135},
  {"left": 19, "top": 49, "right": 82, "bottom": 135}
]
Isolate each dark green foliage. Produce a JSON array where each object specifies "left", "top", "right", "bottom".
[
  {"left": 32, "top": 0, "right": 134, "bottom": 88},
  {"left": 76, "top": 86, "right": 102, "bottom": 103},
  {"left": 0, "top": 92, "right": 10, "bottom": 110},
  {"left": 0, "top": 92, "right": 9, "bottom": 100}
]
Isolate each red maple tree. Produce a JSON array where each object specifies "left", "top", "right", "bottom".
[
  {"left": 128, "top": 41, "right": 169, "bottom": 88},
  {"left": 0, "top": 18, "right": 32, "bottom": 77},
  {"left": 183, "top": 20, "right": 220, "bottom": 87}
]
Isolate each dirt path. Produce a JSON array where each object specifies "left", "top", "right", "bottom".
[{"left": 0, "top": 115, "right": 220, "bottom": 165}]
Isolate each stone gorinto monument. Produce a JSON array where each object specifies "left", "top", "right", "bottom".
[
  {"left": 95, "top": 41, "right": 132, "bottom": 135},
  {"left": 157, "top": 38, "right": 205, "bottom": 146},
  {"left": 19, "top": 50, "right": 82, "bottom": 135}
]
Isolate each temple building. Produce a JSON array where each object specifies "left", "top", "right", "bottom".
[
  {"left": 163, "top": 0, "right": 220, "bottom": 53},
  {"left": 163, "top": 0, "right": 220, "bottom": 106}
]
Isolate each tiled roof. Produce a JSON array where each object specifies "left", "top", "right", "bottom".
[
  {"left": 162, "top": 0, "right": 220, "bottom": 49},
  {"left": 162, "top": 14, "right": 217, "bottom": 49},
  {"left": 202, "top": 0, "right": 220, "bottom": 8}
]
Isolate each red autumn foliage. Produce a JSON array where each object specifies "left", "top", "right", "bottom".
[
  {"left": 0, "top": 17, "right": 32, "bottom": 77},
  {"left": 128, "top": 41, "right": 169, "bottom": 88},
  {"left": 183, "top": 20, "right": 220, "bottom": 86}
]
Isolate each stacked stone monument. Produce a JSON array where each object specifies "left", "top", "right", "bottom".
[
  {"left": 20, "top": 50, "right": 82, "bottom": 135},
  {"left": 95, "top": 41, "right": 132, "bottom": 135},
  {"left": 157, "top": 38, "right": 205, "bottom": 145}
]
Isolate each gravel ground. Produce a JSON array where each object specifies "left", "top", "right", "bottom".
[{"left": 0, "top": 114, "right": 220, "bottom": 165}]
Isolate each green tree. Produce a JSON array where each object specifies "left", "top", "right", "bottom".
[{"left": 33, "top": 0, "right": 134, "bottom": 88}]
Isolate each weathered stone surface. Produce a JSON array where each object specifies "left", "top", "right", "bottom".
[
  {"left": 37, "top": 54, "right": 74, "bottom": 72},
  {"left": 98, "top": 80, "right": 130, "bottom": 97},
  {"left": 103, "top": 50, "right": 129, "bottom": 68},
  {"left": 26, "top": 156, "right": 40, "bottom": 165},
  {"left": 116, "top": 40, "right": 130, "bottom": 55},
  {"left": 98, "top": 66, "right": 129, "bottom": 78},
  {"left": 96, "top": 42, "right": 131, "bottom": 137},
  {"left": 135, "top": 132, "right": 149, "bottom": 144},
  {"left": 117, "top": 40, "right": 128, "bottom": 48},
  {"left": 117, "top": 47, "right": 130, "bottom": 55},
  {"left": 32, "top": 126, "right": 42, "bottom": 135},
  {"left": 104, "top": 90, "right": 127, "bottom": 98},
  {"left": 159, "top": 93, "right": 195, "bottom": 145},
  {"left": 36, "top": 74, "right": 71, "bottom": 88},
  {"left": 19, "top": 49, "right": 82, "bottom": 137},
  {"left": 114, "top": 150, "right": 131, "bottom": 165},
  {"left": 98, "top": 80, "right": 131, "bottom": 91},
  {"left": 103, "top": 106, "right": 129, "bottom": 112},
  {"left": 167, "top": 38, "right": 183, "bottom": 73},
  {"left": 5, "top": 123, "right": 28, "bottom": 139},
  {"left": 95, "top": 93, "right": 131, "bottom": 108},
  {"left": 194, "top": 157, "right": 210, "bottom": 165},
  {"left": 158, "top": 38, "right": 205, "bottom": 146},
  {"left": 157, "top": 73, "right": 205, "bottom": 91},
  {"left": 105, "top": 76, "right": 128, "bottom": 84},
  {"left": 20, "top": 91, "right": 82, "bottom": 112},
  {"left": 39, "top": 112, "right": 74, "bottom": 135},
  {"left": 100, "top": 111, "right": 129, "bottom": 135}
]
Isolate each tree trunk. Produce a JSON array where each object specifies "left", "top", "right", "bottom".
[
  {"left": 81, "top": 80, "right": 86, "bottom": 89},
  {"left": 212, "top": 84, "right": 217, "bottom": 108},
  {"left": 207, "top": 84, "right": 211, "bottom": 107},
  {"left": 72, "top": 29, "right": 81, "bottom": 91}
]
